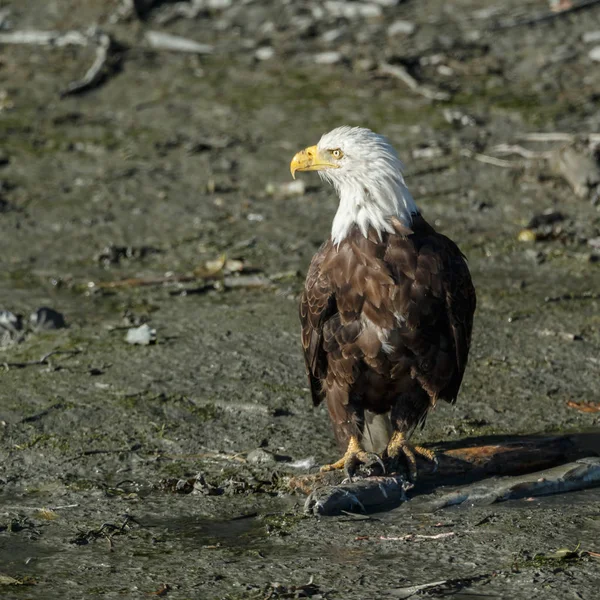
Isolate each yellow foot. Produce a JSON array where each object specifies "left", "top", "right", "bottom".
[
  {"left": 320, "top": 435, "right": 385, "bottom": 479},
  {"left": 385, "top": 431, "right": 437, "bottom": 481}
]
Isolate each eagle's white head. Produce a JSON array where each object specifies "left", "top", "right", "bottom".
[{"left": 290, "top": 126, "right": 418, "bottom": 245}]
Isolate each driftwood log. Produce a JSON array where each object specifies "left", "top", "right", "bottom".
[{"left": 287, "top": 434, "right": 600, "bottom": 516}]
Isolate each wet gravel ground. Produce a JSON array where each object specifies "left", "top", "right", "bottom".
[{"left": 1, "top": 0, "right": 600, "bottom": 598}]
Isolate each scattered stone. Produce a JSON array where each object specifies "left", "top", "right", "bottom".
[
  {"left": 549, "top": 143, "right": 600, "bottom": 198},
  {"left": 527, "top": 210, "right": 565, "bottom": 229},
  {"left": 588, "top": 237, "right": 600, "bottom": 250},
  {"left": 518, "top": 229, "right": 537, "bottom": 243},
  {"left": 247, "top": 448, "right": 277, "bottom": 466},
  {"left": 271, "top": 179, "right": 306, "bottom": 197},
  {"left": 443, "top": 109, "right": 477, "bottom": 127},
  {"left": 96, "top": 244, "right": 161, "bottom": 267},
  {"left": 321, "top": 28, "right": 344, "bottom": 44},
  {"left": 255, "top": 46, "right": 274, "bottom": 61},
  {"left": 324, "top": 1, "right": 382, "bottom": 19},
  {"left": 589, "top": 46, "right": 600, "bottom": 62},
  {"left": 125, "top": 324, "right": 156, "bottom": 345},
  {"left": 29, "top": 307, "right": 67, "bottom": 331},
  {"left": 582, "top": 31, "right": 600, "bottom": 43},
  {"left": 387, "top": 20, "right": 416, "bottom": 37},
  {"left": 0, "top": 309, "right": 23, "bottom": 347},
  {"left": 313, "top": 51, "right": 342, "bottom": 65}
]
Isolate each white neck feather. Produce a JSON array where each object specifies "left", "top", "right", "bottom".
[{"left": 326, "top": 171, "right": 417, "bottom": 246}]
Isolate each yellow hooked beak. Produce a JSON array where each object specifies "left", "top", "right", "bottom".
[{"left": 290, "top": 145, "right": 339, "bottom": 179}]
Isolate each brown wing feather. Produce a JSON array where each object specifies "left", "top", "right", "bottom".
[
  {"left": 299, "top": 241, "right": 336, "bottom": 406},
  {"left": 386, "top": 215, "right": 476, "bottom": 404}
]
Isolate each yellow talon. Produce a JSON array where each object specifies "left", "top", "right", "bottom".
[
  {"left": 321, "top": 435, "right": 384, "bottom": 478},
  {"left": 385, "top": 431, "right": 437, "bottom": 481}
]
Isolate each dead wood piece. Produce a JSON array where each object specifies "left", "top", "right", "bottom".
[
  {"left": 61, "top": 30, "right": 115, "bottom": 97},
  {"left": 491, "top": 0, "right": 600, "bottom": 30},
  {"left": 379, "top": 62, "right": 450, "bottom": 101},
  {"left": 0, "top": 30, "right": 88, "bottom": 46},
  {"left": 460, "top": 148, "right": 521, "bottom": 169},
  {"left": 491, "top": 144, "right": 553, "bottom": 160},
  {"left": 2, "top": 349, "right": 81, "bottom": 370},
  {"left": 411, "top": 457, "right": 600, "bottom": 511},
  {"left": 145, "top": 31, "right": 213, "bottom": 54},
  {"left": 549, "top": 144, "right": 600, "bottom": 198}
]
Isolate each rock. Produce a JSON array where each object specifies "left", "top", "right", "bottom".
[
  {"left": 589, "top": 46, "right": 600, "bottom": 62},
  {"left": 371, "top": 0, "right": 401, "bottom": 6},
  {"left": 0, "top": 309, "right": 23, "bottom": 347},
  {"left": 255, "top": 46, "right": 274, "bottom": 61},
  {"left": 274, "top": 180, "right": 306, "bottom": 197},
  {"left": 247, "top": 448, "right": 277, "bottom": 466},
  {"left": 321, "top": 28, "right": 344, "bottom": 44},
  {"left": 324, "top": 1, "right": 382, "bottom": 19},
  {"left": 125, "top": 324, "right": 156, "bottom": 345},
  {"left": 29, "top": 307, "right": 67, "bottom": 330},
  {"left": 387, "top": 20, "right": 416, "bottom": 37},
  {"left": 314, "top": 51, "right": 342, "bottom": 65},
  {"left": 582, "top": 31, "right": 600, "bottom": 43},
  {"left": 518, "top": 229, "right": 537, "bottom": 243}
]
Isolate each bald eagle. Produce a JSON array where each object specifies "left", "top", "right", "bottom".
[{"left": 291, "top": 127, "right": 476, "bottom": 480}]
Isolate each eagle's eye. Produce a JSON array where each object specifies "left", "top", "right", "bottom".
[{"left": 331, "top": 148, "right": 343, "bottom": 159}]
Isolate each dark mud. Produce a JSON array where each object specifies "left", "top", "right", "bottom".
[{"left": 1, "top": 1, "right": 600, "bottom": 598}]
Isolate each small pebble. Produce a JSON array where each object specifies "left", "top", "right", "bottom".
[
  {"left": 247, "top": 448, "right": 277, "bottom": 466},
  {"left": 126, "top": 324, "right": 156, "bottom": 346},
  {"left": 387, "top": 20, "right": 416, "bottom": 37},
  {"left": 582, "top": 31, "right": 600, "bottom": 43},
  {"left": 518, "top": 229, "right": 537, "bottom": 243},
  {"left": 0, "top": 309, "right": 22, "bottom": 333},
  {"left": 255, "top": 46, "right": 274, "bottom": 61},
  {"left": 589, "top": 46, "right": 600, "bottom": 62},
  {"left": 325, "top": 1, "right": 382, "bottom": 19},
  {"left": 276, "top": 180, "right": 306, "bottom": 197},
  {"left": 29, "top": 307, "right": 66, "bottom": 331},
  {"left": 314, "top": 51, "right": 342, "bottom": 65}
]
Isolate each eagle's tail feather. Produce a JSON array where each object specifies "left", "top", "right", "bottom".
[{"left": 362, "top": 410, "right": 393, "bottom": 454}]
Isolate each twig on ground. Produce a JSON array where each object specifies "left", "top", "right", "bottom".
[
  {"left": 93, "top": 273, "right": 273, "bottom": 292},
  {"left": 491, "top": 0, "right": 600, "bottom": 30},
  {"left": 491, "top": 144, "right": 553, "bottom": 160},
  {"left": 3, "top": 349, "right": 81, "bottom": 371},
  {"left": 155, "top": 0, "right": 206, "bottom": 24},
  {"left": 61, "top": 30, "right": 115, "bottom": 97},
  {"left": 518, "top": 133, "right": 600, "bottom": 143},
  {"left": 460, "top": 148, "right": 521, "bottom": 168},
  {"left": 379, "top": 62, "right": 451, "bottom": 101},
  {"left": 0, "top": 30, "right": 88, "bottom": 46},
  {"left": 145, "top": 31, "right": 213, "bottom": 54}
]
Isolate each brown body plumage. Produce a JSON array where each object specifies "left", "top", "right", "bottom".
[{"left": 300, "top": 216, "right": 475, "bottom": 461}]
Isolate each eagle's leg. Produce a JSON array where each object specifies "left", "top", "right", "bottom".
[
  {"left": 320, "top": 435, "right": 384, "bottom": 479},
  {"left": 385, "top": 431, "right": 437, "bottom": 482}
]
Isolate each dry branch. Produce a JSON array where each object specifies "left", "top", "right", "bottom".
[
  {"left": 379, "top": 62, "right": 451, "bottom": 101},
  {"left": 411, "top": 457, "right": 600, "bottom": 511},
  {"left": 291, "top": 434, "right": 600, "bottom": 516},
  {"left": 491, "top": 0, "right": 600, "bottom": 30},
  {"left": 61, "top": 30, "right": 115, "bottom": 97}
]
